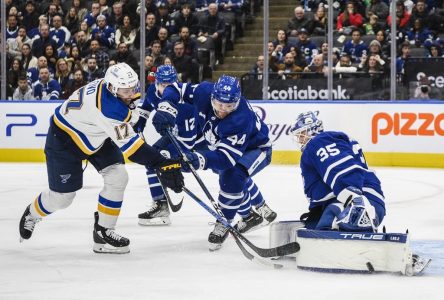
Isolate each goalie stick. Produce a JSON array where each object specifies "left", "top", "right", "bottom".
[{"left": 166, "top": 130, "right": 300, "bottom": 258}]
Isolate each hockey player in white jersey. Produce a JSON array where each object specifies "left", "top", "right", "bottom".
[{"left": 18, "top": 63, "right": 184, "bottom": 254}]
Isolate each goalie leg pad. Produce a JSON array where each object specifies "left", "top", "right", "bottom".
[{"left": 296, "top": 229, "right": 416, "bottom": 275}]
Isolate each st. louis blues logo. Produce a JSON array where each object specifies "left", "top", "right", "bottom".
[{"left": 60, "top": 174, "right": 71, "bottom": 183}]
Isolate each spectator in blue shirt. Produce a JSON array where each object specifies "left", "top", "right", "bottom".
[{"left": 33, "top": 67, "right": 61, "bottom": 100}]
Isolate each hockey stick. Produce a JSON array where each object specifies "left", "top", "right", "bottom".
[
  {"left": 183, "top": 187, "right": 283, "bottom": 268},
  {"left": 156, "top": 172, "right": 183, "bottom": 212},
  {"left": 166, "top": 130, "right": 300, "bottom": 258}
]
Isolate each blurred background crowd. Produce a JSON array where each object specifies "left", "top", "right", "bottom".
[{"left": 2, "top": 0, "right": 444, "bottom": 100}]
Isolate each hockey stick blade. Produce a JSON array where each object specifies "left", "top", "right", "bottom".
[
  {"left": 232, "top": 233, "right": 284, "bottom": 269},
  {"left": 156, "top": 170, "right": 183, "bottom": 212},
  {"left": 183, "top": 187, "right": 300, "bottom": 258}
]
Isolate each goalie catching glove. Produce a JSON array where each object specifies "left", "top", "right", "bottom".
[
  {"left": 152, "top": 101, "right": 178, "bottom": 135},
  {"left": 336, "top": 186, "right": 379, "bottom": 232},
  {"left": 156, "top": 159, "right": 184, "bottom": 193}
]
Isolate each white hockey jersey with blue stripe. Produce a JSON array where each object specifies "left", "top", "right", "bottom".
[{"left": 53, "top": 79, "right": 143, "bottom": 157}]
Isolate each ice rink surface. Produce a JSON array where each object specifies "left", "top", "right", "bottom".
[{"left": 1, "top": 163, "right": 443, "bottom": 300}]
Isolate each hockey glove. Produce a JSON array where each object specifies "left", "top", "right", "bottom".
[
  {"left": 183, "top": 151, "right": 206, "bottom": 172},
  {"left": 156, "top": 159, "right": 184, "bottom": 193},
  {"left": 336, "top": 196, "right": 379, "bottom": 232},
  {"left": 133, "top": 108, "right": 151, "bottom": 133},
  {"left": 152, "top": 101, "right": 178, "bottom": 136}
]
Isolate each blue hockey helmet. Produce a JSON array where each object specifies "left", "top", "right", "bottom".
[
  {"left": 211, "top": 75, "right": 241, "bottom": 117},
  {"left": 155, "top": 65, "right": 178, "bottom": 84},
  {"left": 290, "top": 111, "right": 323, "bottom": 150}
]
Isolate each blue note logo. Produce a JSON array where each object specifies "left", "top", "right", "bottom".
[{"left": 60, "top": 174, "right": 71, "bottom": 184}]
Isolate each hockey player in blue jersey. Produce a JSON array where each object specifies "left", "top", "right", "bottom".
[
  {"left": 18, "top": 63, "right": 184, "bottom": 254},
  {"left": 133, "top": 65, "right": 198, "bottom": 225},
  {"left": 185, "top": 75, "right": 277, "bottom": 250},
  {"left": 289, "top": 111, "right": 385, "bottom": 232}
]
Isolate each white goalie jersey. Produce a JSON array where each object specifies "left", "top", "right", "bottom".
[{"left": 53, "top": 79, "right": 144, "bottom": 158}]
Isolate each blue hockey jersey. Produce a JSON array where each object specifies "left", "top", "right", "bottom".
[
  {"left": 91, "top": 25, "right": 116, "bottom": 49},
  {"left": 50, "top": 26, "right": 71, "bottom": 51},
  {"left": 33, "top": 79, "right": 61, "bottom": 100},
  {"left": 342, "top": 40, "right": 369, "bottom": 63},
  {"left": 300, "top": 131, "right": 385, "bottom": 210},
  {"left": 193, "top": 81, "right": 271, "bottom": 171},
  {"left": 140, "top": 82, "right": 198, "bottom": 149}
]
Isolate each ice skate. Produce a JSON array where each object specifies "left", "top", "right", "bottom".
[
  {"left": 93, "top": 212, "right": 130, "bottom": 254},
  {"left": 406, "top": 254, "right": 432, "bottom": 276},
  {"left": 208, "top": 221, "right": 230, "bottom": 251},
  {"left": 255, "top": 203, "right": 277, "bottom": 224},
  {"left": 234, "top": 210, "right": 263, "bottom": 233},
  {"left": 19, "top": 205, "right": 41, "bottom": 242},
  {"left": 138, "top": 201, "right": 171, "bottom": 225}
]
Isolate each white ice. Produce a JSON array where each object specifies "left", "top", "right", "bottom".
[{"left": 1, "top": 163, "right": 443, "bottom": 300}]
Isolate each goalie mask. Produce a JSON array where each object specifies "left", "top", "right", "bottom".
[{"left": 290, "top": 111, "right": 324, "bottom": 151}]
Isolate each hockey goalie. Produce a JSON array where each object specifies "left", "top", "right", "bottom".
[{"left": 269, "top": 111, "right": 430, "bottom": 276}]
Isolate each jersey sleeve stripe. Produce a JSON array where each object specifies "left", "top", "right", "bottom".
[
  {"left": 122, "top": 136, "right": 145, "bottom": 157},
  {"left": 218, "top": 142, "right": 243, "bottom": 156},
  {"left": 322, "top": 155, "right": 354, "bottom": 183},
  {"left": 177, "top": 134, "right": 197, "bottom": 142},
  {"left": 363, "top": 187, "right": 385, "bottom": 202},
  {"left": 329, "top": 164, "right": 368, "bottom": 190},
  {"left": 218, "top": 148, "right": 236, "bottom": 166},
  {"left": 53, "top": 110, "right": 98, "bottom": 155},
  {"left": 310, "top": 192, "right": 335, "bottom": 203}
]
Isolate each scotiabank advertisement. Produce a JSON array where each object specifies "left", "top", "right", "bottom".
[{"left": 0, "top": 101, "right": 443, "bottom": 155}]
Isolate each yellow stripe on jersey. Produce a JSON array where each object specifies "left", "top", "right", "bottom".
[
  {"left": 53, "top": 115, "right": 98, "bottom": 155},
  {"left": 123, "top": 137, "right": 145, "bottom": 158},
  {"left": 96, "top": 80, "right": 104, "bottom": 111},
  {"left": 123, "top": 110, "right": 132, "bottom": 123},
  {"left": 98, "top": 204, "right": 121, "bottom": 216}
]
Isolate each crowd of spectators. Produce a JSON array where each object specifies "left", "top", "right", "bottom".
[
  {"left": 4, "top": 0, "right": 256, "bottom": 100},
  {"left": 249, "top": 0, "right": 444, "bottom": 99}
]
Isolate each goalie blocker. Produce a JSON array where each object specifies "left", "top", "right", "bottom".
[{"left": 269, "top": 221, "right": 431, "bottom": 276}]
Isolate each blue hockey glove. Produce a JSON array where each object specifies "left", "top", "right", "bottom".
[
  {"left": 182, "top": 151, "right": 206, "bottom": 171},
  {"left": 133, "top": 108, "right": 150, "bottom": 133},
  {"left": 152, "top": 101, "right": 178, "bottom": 135},
  {"left": 336, "top": 196, "right": 379, "bottom": 232}
]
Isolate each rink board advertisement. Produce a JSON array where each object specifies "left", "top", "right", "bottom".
[{"left": 1, "top": 101, "right": 444, "bottom": 167}]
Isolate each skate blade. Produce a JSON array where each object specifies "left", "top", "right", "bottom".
[
  {"left": 208, "top": 243, "right": 223, "bottom": 252},
  {"left": 413, "top": 258, "right": 432, "bottom": 275},
  {"left": 138, "top": 216, "right": 171, "bottom": 226},
  {"left": 93, "top": 243, "right": 130, "bottom": 254}
]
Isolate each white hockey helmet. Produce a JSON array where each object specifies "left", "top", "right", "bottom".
[{"left": 104, "top": 62, "right": 139, "bottom": 97}]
